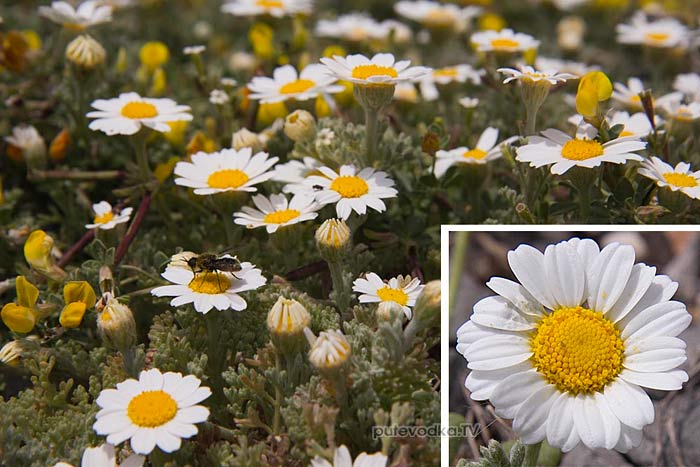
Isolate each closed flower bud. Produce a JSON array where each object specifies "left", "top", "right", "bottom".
[
  {"left": 65, "top": 34, "right": 106, "bottom": 68},
  {"left": 376, "top": 300, "right": 405, "bottom": 322},
  {"left": 305, "top": 328, "right": 351, "bottom": 371},
  {"left": 97, "top": 298, "right": 137, "bottom": 351},
  {"left": 315, "top": 219, "right": 351, "bottom": 262},
  {"left": 5, "top": 125, "right": 47, "bottom": 169},
  {"left": 23, "top": 230, "right": 66, "bottom": 280},
  {"left": 139, "top": 41, "right": 169, "bottom": 72},
  {"left": 0, "top": 337, "right": 39, "bottom": 366},
  {"left": 232, "top": 127, "right": 264, "bottom": 152},
  {"left": 228, "top": 51, "right": 257, "bottom": 73},
  {"left": 557, "top": 16, "right": 585, "bottom": 52},
  {"left": 257, "top": 101, "right": 288, "bottom": 128},
  {"left": 284, "top": 110, "right": 316, "bottom": 142},
  {"left": 49, "top": 129, "right": 71, "bottom": 161},
  {"left": 412, "top": 280, "right": 441, "bottom": 325},
  {"left": 267, "top": 296, "right": 311, "bottom": 337}
]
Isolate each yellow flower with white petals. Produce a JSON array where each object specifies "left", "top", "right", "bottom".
[
  {"left": 85, "top": 201, "right": 133, "bottom": 230},
  {"left": 39, "top": 1, "right": 113, "bottom": 31},
  {"left": 221, "top": 0, "right": 312, "bottom": 17},
  {"left": 470, "top": 28, "right": 540, "bottom": 53},
  {"left": 233, "top": 193, "right": 320, "bottom": 233},
  {"left": 352, "top": 273, "right": 424, "bottom": 319},
  {"left": 639, "top": 157, "right": 700, "bottom": 199}
]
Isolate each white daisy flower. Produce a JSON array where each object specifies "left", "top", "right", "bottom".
[
  {"left": 39, "top": 1, "right": 112, "bottom": 30},
  {"left": 639, "top": 157, "right": 700, "bottom": 199},
  {"left": 458, "top": 97, "right": 479, "bottom": 109},
  {"left": 304, "top": 165, "right": 398, "bottom": 220},
  {"left": 470, "top": 29, "right": 540, "bottom": 53},
  {"left": 305, "top": 329, "right": 351, "bottom": 370},
  {"left": 616, "top": 11, "right": 690, "bottom": 49},
  {"left": 516, "top": 126, "right": 647, "bottom": 175},
  {"left": 209, "top": 89, "right": 230, "bottom": 105},
  {"left": 320, "top": 53, "right": 430, "bottom": 87},
  {"left": 80, "top": 444, "right": 144, "bottom": 467},
  {"left": 658, "top": 99, "right": 700, "bottom": 123},
  {"left": 151, "top": 256, "right": 266, "bottom": 313},
  {"left": 221, "top": 77, "right": 238, "bottom": 87},
  {"left": 5, "top": 125, "right": 46, "bottom": 158},
  {"left": 609, "top": 111, "right": 655, "bottom": 138},
  {"left": 456, "top": 238, "right": 691, "bottom": 453},
  {"left": 535, "top": 57, "right": 598, "bottom": 78},
  {"left": 247, "top": 64, "right": 343, "bottom": 104},
  {"left": 419, "top": 64, "right": 482, "bottom": 101},
  {"left": 183, "top": 45, "right": 206, "bottom": 55},
  {"left": 173, "top": 148, "right": 278, "bottom": 195},
  {"left": 434, "top": 127, "right": 514, "bottom": 178},
  {"left": 85, "top": 201, "right": 133, "bottom": 230},
  {"left": 673, "top": 73, "right": 700, "bottom": 102},
  {"left": 315, "top": 13, "right": 389, "bottom": 42},
  {"left": 352, "top": 273, "right": 424, "bottom": 320},
  {"left": 221, "top": 0, "right": 312, "bottom": 18},
  {"left": 272, "top": 156, "right": 324, "bottom": 194},
  {"left": 394, "top": 1, "right": 481, "bottom": 32},
  {"left": 93, "top": 369, "right": 211, "bottom": 455},
  {"left": 498, "top": 65, "right": 575, "bottom": 85},
  {"left": 233, "top": 193, "right": 320, "bottom": 233},
  {"left": 311, "top": 445, "right": 388, "bottom": 467},
  {"left": 612, "top": 77, "right": 684, "bottom": 112},
  {"left": 87, "top": 92, "right": 193, "bottom": 136}
]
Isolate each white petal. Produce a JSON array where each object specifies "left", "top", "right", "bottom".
[
  {"left": 507, "top": 245, "right": 557, "bottom": 310},
  {"left": 619, "top": 368, "right": 688, "bottom": 391},
  {"left": 470, "top": 296, "right": 535, "bottom": 331},
  {"left": 543, "top": 241, "right": 585, "bottom": 308},
  {"left": 486, "top": 277, "right": 544, "bottom": 317},
  {"left": 587, "top": 243, "right": 635, "bottom": 313},
  {"left": 464, "top": 335, "right": 533, "bottom": 370},
  {"left": 603, "top": 379, "right": 654, "bottom": 430},
  {"left": 490, "top": 369, "right": 547, "bottom": 419},
  {"left": 622, "top": 301, "right": 691, "bottom": 342},
  {"left": 512, "top": 384, "right": 559, "bottom": 444}
]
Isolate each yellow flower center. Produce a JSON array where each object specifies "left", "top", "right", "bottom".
[
  {"left": 263, "top": 209, "right": 301, "bottom": 224},
  {"left": 490, "top": 38, "right": 520, "bottom": 50},
  {"left": 463, "top": 148, "right": 488, "bottom": 160},
  {"left": 348, "top": 27, "right": 369, "bottom": 41},
  {"left": 120, "top": 102, "right": 158, "bottom": 119},
  {"left": 425, "top": 9, "right": 455, "bottom": 27},
  {"left": 433, "top": 68, "right": 458, "bottom": 79},
  {"left": 279, "top": 79, "right": 315, "bottom": 95},
  {"left": 207, "top": 169, "right": 250, "bottom": 189},
  {"left": 256, "top": 0, "right": 284, "bottom": 7},
  {"left": 127, "top": 390, "right": 178, "bottom": 427},
  {"left": 645, "top": 32, "right": 670, "bottom": 43},
  {"left": 675, "top": 107, "right": 696, "bottom": 122},
  {"left": 188, "top": 271, "right": 231, "bottom": 294},
  {"left": 376, "top": 286, "right": 409, "bottom": 306},
  {"left": 619, "top": 130, "right": 634, "bottom": 137},
  {"left": 663, "top": 172, "right": 698, "bottom": 188},
  {"left": 330, "top": 176, "right": 369, "bottom": 198},
  {"left": 561, "top": 139, "right": 604, "bottom": 161},
  {"left": 351, "top": 65, "right": 398, "bottom": 81},
  {"left": 530, "top": 306, "right": 624, "bottom": 394},
  {"left": 101, "top": 311, "right": 112, "bottom": 322},
  {"left": 630, "top": 94, "right": 641, "bottom": 103},
  {"left": 94, "top": 211, "right": 114, "bottom": 225}
]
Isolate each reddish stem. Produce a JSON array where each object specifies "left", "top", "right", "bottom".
[
  {"left": 114, "top": 192, "right": 153, "bottom": 265},
  {"left": 57, "top": 230, "right": 95, "bottom": 268}
]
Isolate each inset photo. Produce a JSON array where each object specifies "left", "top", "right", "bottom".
[{"left": 447, "top": 229, "right": 698, "bottom": 467}]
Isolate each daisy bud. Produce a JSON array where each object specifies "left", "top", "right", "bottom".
[
  {"left": 305, "top": 328, "right": 351, "bottom": 372},
  {"left": 315, "top": 219, "right": 352, "bottom": 262},
  {"left": 376, "top": 300, "right": 405, "bottom": 322},
  {"left": 228, "top": 51, "right": 257, "bottom": 73},
  {"left": 284, "top": 110, "right": 316, "bottom": 142},
  {"left": 267, "top": 296, "right": 311, "bottom": 338},
  {"left": 404, "top": 280, "right": 441, "bottom": 347},
  {"left": 5, "top": 125, "right": 47, "bottom": 169},
  {"left": 48, "top": 129, "right": 71, "bottom": 161},
  {"left": 232, "top": 127, "right": 265, "bottom": 152},
  {"left": 23, "top": 230, "right": 66, "bottom": 281},
  {"left": 0, "top": 337, "right": 39, "bottom": 367},
  {"left": 65, "top": 34, "right": 106, "bottom": 68},
  {"left": 97, "top": 298, "right": 137, "bottom": 351},
  {"left": 557, "top": 16, "right": 586, "bottom": 52}
]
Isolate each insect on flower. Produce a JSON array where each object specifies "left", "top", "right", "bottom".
[{"left": 183, "top": 252, "right": 243, "bottom": 292}]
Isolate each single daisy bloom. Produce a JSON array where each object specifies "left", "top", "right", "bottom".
[
  {"left": 151, "top": 254, "right": 266, "bottom": 313},
  {"left": 352, "top": 272, "right": 424, "bottom": 320},
  {"left": 394, "top": 1, "right": 481, "bottom": 32},
  {"left": 535, "top": 57, "right": 597, "bottom": 78},
  {"left": 320, "top": 53, "right": 430, "bottom": 88},
  {"left": 459, "top": 97, "right": 479, "bottom": 109},
  {"left": 470, "top": 29, "right": 540, "bottom": 54},
  {"left": 5, "top": 125, "right": 46, "bottom": 160},
  {"left": 315, "top": 13, "right": 389, "bottom": 42},
  {"left": 173, "top": 148, "right": 278, "bottom": 195},
  {"left": 304, "top": 165, "right": 398, "bottom": 220},
  {"left": 233, "top": 193, "right": 320, "bottom": 233},
  {"left": 93, "top": 369, "right": 211, "bottom": 455},
  {"left": 221, "top": 0, "right": 312, "bottom": 17},
  {"left": 39, "top": 1, "right": 112, "bottom": 30},
  {"left": 611, "top": 77, "right": 683, "bottom": 112},
  {"left": 85, "top": 201, "right": 133, "bottom": 230},
  {"left": 272, "top": 156, "right": 325, "bottom": 194},
  {"left": 183, "top": 45, "right": 206, "bottom": 55},
  {"left": 498, "top": 65, "right": 575, "bottom": 86},
  {"left": 456, "top": 238, "right": 691, "bottom": 453},
  {"left": 658, "top": 99, "right": 700, "bottom": 123},
  {"left": 311, "top": 445, "right": 388, "bottom": 467},
  {"left": 247, "top": 64, "right": 343, "bottom": 104},
  {"left": 87, "top": 92, "right": 192, "bottom": 136},
  {"left": 616, "top": 11, "right": 690, "bottom": 49},
  {"left": 305, "top": 329, "right": 351, "bottom": 371},
  {"left": 673, "top": 73, "right": 700, "bottom": 102},
  {"left": 419, "top": 64, "right": 482, "bottom": 101},
  {"left": 639, "top": 157, "right": 700, "bottom": 199},
  {"left": 209, "top": 89, "right": 230, "bottom": 105},
  {"left": 516, "top": 126, "right": 646, "bottom": 175},
  {"left": 80, "top": 444, "right": 144, "bottom": 467},
  {"left": 568, "top": 112, "right": 656, "bottom": 139},
  {"left": 434, "top": 127, "right": 513, "bottom": 178}
]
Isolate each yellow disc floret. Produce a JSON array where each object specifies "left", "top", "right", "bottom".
[
  {"left": 351, "top": 65, "right": 398, "bottom": 81},
  {"left": 127, "top": 390, "right": 178, "bottom": 427},
  {"left": 663, "top": 172, "right": 698, "bottom": 188},
  {"left": 256, "top": 0, "right": 284, "bottom": 7},
  {"left": 207, "top": 169, "right": 250, "bottom": 189},
  {"left": 188, "top": 272, "right": 231, "bottom": 294},
  {"left": 530, "top": 306, "right": 624, "bottom": 394},
  {"left": 94, "top": 211, "right": 115, "bottom": 225},
  {"left": 330, "top": 176, "right": 369, "bottom": 198},
  {"left": 561, "top": 139, "right": 604, "bottom": 161},
  {"left": 490, "top": 38, "right": 520, "bottom": 50},
  {"left": 376, "top": 286, "right": 409, "bottom": 306},
  {"left": 264, "top": 209, "right": 301, "bottom": 224},
  {"left": 121, "top": 102, "right": 158, "bottom": 119},
  {"left": 463, "top": 148, "right": 487, "bottom": 160},
  {"left": 280, "top": 79, "right": 315, "bottom": 95}
]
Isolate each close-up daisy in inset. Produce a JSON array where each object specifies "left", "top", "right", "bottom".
[
  {"left": 311, "top": 445, "right": 388, "bottom": 467},
  {"left": 516, "top": 126, "right": 646, "bottom": 175},
  {"left": 173, "top": 148, "right": 278, "bottom": 195},
  {"left": 39, "top": 1, "right": 112, "bottom": 30},
  {"left": 93, "top": 368, "right": 211, "bottom": 455},
  {"left": 639, "top": 157, "right": 700, "bottom": 200},
  {"left": 221, "top": 0, "right": 312, "bottom": 17},
  {"left": 616, "top": 11, "right": 690, "bottom": 49},
  {"left": 498, "top": 65, "right": 575, "bottom": 86},
  {"left": 247, "top": 64, "right": 343, "bottom": 104},
  {"left": 434, "top": 127, "right": 514, "bottom": 178},
  {"left": 272, "top": 157, "right": 325, "bottom": 194},
  {"left": 352, "top": 272, "right": 424, "bottom": 319},
  {"left": 470, "top": 28, "right": 540, "bottom": 54},
  {"left": 394, "top": 0, "right": 481, "bottom": 32},
  {"left": 419, "top": 64, "right": 482, "bottom": 101},
  {"left": 87, "top": 92, "right": 192, "bottom": 136},
  {"left": 151, "top": 253, "right": 266, "bottom": 313},
  {"left": 304, "top": 165, "right": 398, "bottom": 220},
  {"left": 233, "top": 193, "right": 320, "bottom": 233},
  {"left": 456, "top": 237, "right": 691, "bottom": 453},
  {"left": 85, "top": 201, "right": 132, "bottom": 230},
  {"left": 320, "top": 53, "right": 430, "bottom": 88}
]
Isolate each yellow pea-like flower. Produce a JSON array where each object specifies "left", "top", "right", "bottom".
[
  {"left": 59, "top": 302, "right": 87, "bottom": 328},
  {"left": 16, "top": 276, "right": 39, "bottom": 309},
  {"left": 63, "top": 281, "right": 96, "bottom": 308},
  {"left": 249, "top": 23, "right": 275, "bottom": 60},
  {"left": 1, "top": 303, "right": 36, "bottom": 334},
  {"left": 576, "top": 71, "right": 613, "bottom": 118},
  {"left": 23, "top": 230, "right": 53, "bottom": 272}
]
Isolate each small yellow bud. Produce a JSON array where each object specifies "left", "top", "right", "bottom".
[
  {"left": 377, "top": 300, "right": 405, "bottom": 322},
  {"left": 186, "top": 131, "right": 218, "bottom": 157},
  {"left": 150, "top": 67, "right": 167, "bottom": 96},
  {"left": 412, "top": 280, "right": 441, "bottom": 325},
  {"left": 478, "top": 13, "right": 506, "bottom": 31},
  {"left": 163, "top": 120, "right": 188, "bottom": 146},
  {"left": 65, "top": 34, "right": 106, "bottom": 68},
  {"left": 49, "top": 129, "right": 71, "bottom": 161},
  {"left": 315, "top": 95, "right": 332, "bottom": 118},
  {"left": 257, "top": 101, "right": 288, "bottom": 128},
  {"left": 576, "top": 71, "right": 613, "bottom": 118},
  {"left": 1, "top": 303, "right": 36, "bottom": 334},
  {"left": 267, "top": 296, "right": 311, "bottom": 337},
  {"left": 139, "top": 41, "right": 169, "bottom": 71},
  {"left": 21, "top": 30, "right": 42, "bottom": 51},
  {"left": 115, "top": 47, "right": 128, "bottom": 74},
  {"left": 323, "top": 45, "right": 347, "bottom": 58},
  {"left": 315, "top": 219, "right": 352, "bottom": 262},
  {"left": 305, "top": 329, "right": 351, "bottom": 371},
  {"left": 249, "top": 23, "right": 275, "bottom": 60},
  {"left": 284, "top": 110, "right": 316, "bottom": 142},
  {"left": 59, "top": 302, "right": 87, "bottom": 328},
  {"left": 97, "top": 298, "right": 137, "bottom": 351}
]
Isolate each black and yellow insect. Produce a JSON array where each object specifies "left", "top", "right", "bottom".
[{"left": 184, "top": 253, "right": 242, "bottom": 292}]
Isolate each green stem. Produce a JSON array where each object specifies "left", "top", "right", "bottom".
[
  {"left": 328, "top": 260, "right": 351, "bottom": 324},
  {"left": 525, "top": 105, "right": 538, "bottom": 137},
  {"left": 523, "top": 441, "right": 542, "bottom": 467},
  {"left": 120, "top": 347, "right": 139, "bottom": 378},
  {"left": 272, "top": 350, "right": 282, "bottom": 435},
  {"left": 365, "top": 107, "right": 378, "bottom": 167},
  {"left": 206, "top": 313, "right": 225, "bottom": 398},
  {"left": 131, "top": 131, "right": 152, "bottom": 179},
  {"left": 449, "top": 232, "right": 469, "bottom": 316}
]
